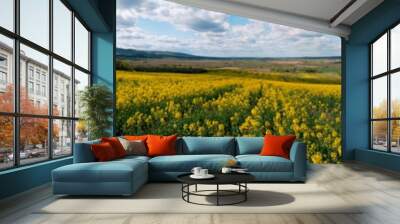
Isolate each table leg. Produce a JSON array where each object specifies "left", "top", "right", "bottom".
[
  {"left": 187, "top": 184, "right": 190, "bottom": 202},
  {"left": 195, "top": 184, "right": 198, "bottom": 192},
  {"left": 181, "top": 184, "right": 183, "bottom": 199},
  {"left": 245, "top": 183, "right": 247, "bottom": 201},
  {"left": 217, "top": 184, "right": 219, "bottom": 206}
]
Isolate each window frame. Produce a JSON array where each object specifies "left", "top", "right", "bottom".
[
  {"left": 0, "top": 0, "right": 92, "bottom": 171},
  {"left": 370, "top": 21, "right": 400, "bottom": 154}
]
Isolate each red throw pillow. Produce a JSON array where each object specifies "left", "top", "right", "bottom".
[
  {"left": 124, "top": 135, "right": 148, "bottom": 141},
  {"left": 260, "top": 135, "right": 296, "bottom": 159},
  {"left": 91, "top": 142, "right": 117, "bottom": 162},
  {"left": 101, "top": 137, "right": 126, "bottom": 158},
  {"left": 147, "top": 135, "right": 177, "bottom": 157}
]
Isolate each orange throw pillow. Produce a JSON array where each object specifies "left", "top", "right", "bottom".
[
  {"left": 101, "top": 137, "right": 126, "bottom": 158},
  {"left": 260, "top": 135, "right": 296, "bottom": 159},
  {"left": 147, "top": 135, "right": 177, "bottom": 157},
  {"left": 124, "top": 135, "right": 148, "bottom": 141},
  {"left": 91, "top": 142, "right": 117, "bottom": 162}
]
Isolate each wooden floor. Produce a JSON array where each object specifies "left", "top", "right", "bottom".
[{"left": 1, "top": 162, "right": 400, "bottom": 224}]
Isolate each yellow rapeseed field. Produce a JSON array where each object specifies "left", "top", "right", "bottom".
[{"left": 116, "top": 70, "right": 341, "bottom": 163}]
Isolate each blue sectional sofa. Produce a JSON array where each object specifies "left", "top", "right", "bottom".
[{"left": 52, "top": 137, "right": 307, "bottom": 196}]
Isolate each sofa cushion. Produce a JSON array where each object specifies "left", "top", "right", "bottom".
[
  {"left": 124, "top": 135, "right": 148, "bottom": 141},
  {"left": 235, "top": 137, "right": 264, "bottom": 155},
  {"left": 260, "top": 135, "right": 296, "bottom": 159},
  {"left": 147, "top": 135, "right": 177, "bottom": 157},
  {"left": 53, "top": 159, "right": 147, "bottom": 183},
  {"left": 91, "top": 142, "right": 118, "bottom": 161},
  {"left": 236, "top": 155, "right": 293, "bottom": 172},
  {"left": 101, "top": 137, "right": 127, "bottom": 158},
  {"left": 149, "top": 154, "right": 235, "bottom": 172},
  {"left": 180, "top": 137, "right": 235, "bottom": 155},
  {"left": 118, "top": 137, "right": 147, "bottom": 156},
  {"left": 116, "top": 155, "right": 150, "bottom": 163}
]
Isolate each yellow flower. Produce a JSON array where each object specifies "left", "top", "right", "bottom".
[
  {"left": 174, "top": 112, "right": 182, "bottom": 119},
  {"left": 311, "top": 153, "right": 323, "bottom": 164},
  {"left": 116, "top": 70, "right": 341, "bottom": 164}
]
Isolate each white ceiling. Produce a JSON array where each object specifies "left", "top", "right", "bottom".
[
  {"left": 230, "top": 0, "right": 352, "bottom": 22},
  {"left": 168, "top": 0, "right": 384, "bottom": 38}
]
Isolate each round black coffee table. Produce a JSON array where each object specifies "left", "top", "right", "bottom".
[{"left": 177, "top": 173, "right": 255, "bottom": 206}]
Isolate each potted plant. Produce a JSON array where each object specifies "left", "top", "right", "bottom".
[{"left": 79, "top": 84, "right": 113, "bottom": 140}]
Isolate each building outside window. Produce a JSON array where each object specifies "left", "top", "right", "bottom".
[
  {"left": 41, "top": 73, "right": 46, "bottom": 83},
  {"left": 0, "top": 54, "right": 7, "bottom": 88},
  {"left": 35, "top": 83, "right": 40, "bottom": 95},
  {"left": 35, "top": 70, "right": 40, "bottom": 81},
  {"left": 28, "top": 66, "right": 34, "bottom": 80},
  {"left": 28, "top": 81, "right": 34, "bottom": 94},
  {"left": 0, "top": 71, "right": 6, "bottom": 83},
  {"left": 41, "top": 85, "right": 46, "bottom": 97},
  {"left": 0, "top": 54, "right": 7, "bottom": 67}
]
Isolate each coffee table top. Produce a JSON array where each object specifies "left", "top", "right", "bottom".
[{"left": 177, "top": 172, "right": 255, "bottom": 185}]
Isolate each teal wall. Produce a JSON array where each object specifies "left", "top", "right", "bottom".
[
  {"left": 92, "top": 32, "right": 116, "bottom": 134},
  {"left": 344, "top": 0, "right": 400, "bottom": 171},
  {"left": 0, "top": 0, "right": 116, "bottom": 200},
  {"left": 0, "top": 158, "right": 72, "bottom": 199},
  {"left": 91, "top": 0, "right": 116, "bottom": 135}
]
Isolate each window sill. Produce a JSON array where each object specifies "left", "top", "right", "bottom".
[
  {"left": 355, "top": 148, "right": 400, "bottom": 172},
  {"left": 0, "top": 156, "right": 72, "bottom": 176}
]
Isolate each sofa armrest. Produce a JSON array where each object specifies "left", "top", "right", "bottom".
[
  {"left": 73, "top": 140, "right": 100, "bottom": 163},
  {"left": 289, "top": 141, "right": 307, "bottom": 182}
]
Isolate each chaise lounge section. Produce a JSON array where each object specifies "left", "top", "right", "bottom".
[{"left": 52, "top": 137, "right": 307, "bottom": 196}]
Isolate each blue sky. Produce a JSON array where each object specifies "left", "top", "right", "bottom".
[{"left": 117, "top": 0, "right": 341, "bottom": 58}]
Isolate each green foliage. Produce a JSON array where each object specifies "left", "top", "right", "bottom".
[
  {"left": 80, "top": 84, "right": 113, "bottom": 140},
  {"left": 116, "top": 60, "right": 207, "bottom": 73},
  {"left": 133, "top": 66, "right": 207, "bottom": 73},
  {"left": 116, "top": 58, "right": 341, "bottom": 84},
  {"left": 208, "top": 69, "right": 341, "bottom": 84}
]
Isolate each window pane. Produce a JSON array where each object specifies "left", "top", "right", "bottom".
[
  {"left": 372, "top": 121, "right": 388, "bottom": 151},
  {"left": 372, "top": 33, "right": 387, "bottom": 76},
  {"left": 20, "top": 117, "right": 49, "bottom": 165},
  {"left": 0, "top": 0, "right": 14, "bottom": 31},
  {"left": 75, "top": 120, "right": 88, "bottom": 143},
  {"left": 391, "top": 120, "right": 400, "bottom": 153},
  {"left": 391, "top": 72, "right": 400, "bottom": 118},
  {"left": 53, "top": 119, "right": 72, "bottom": 157},
  {"left": 75, "top": 18, "right": 89, "bottom": 70},
  {"left": 391, "top": 24, "right": 400, "bottom": 70},
  {"left": 0, "top": 116, "right": 13, "bottom": 170},
  {"left": 0, "top": 35, "right": 14, "bottom": 112},
  {"left": 20, "top": 44, "right": 49, "bottom": 115},
  {"left": 53, "top": 0, "right": 72, "bottom": 60},
  {"left": 20, "top": 0, "right": 49, "bottom": 49},
  {"left": 372, "top": 76, "right": 387, "bottom": 119},
  {"left": 74, "top": 69, "right": 89, "bottom": 118},
  {"left": 53, "top": 59, "right": 72, "bottom": 117}
]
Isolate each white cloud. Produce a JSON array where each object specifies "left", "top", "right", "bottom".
[
  {"left": 116, "top": 0, "right": 341, "bottom": 57},
  {"left": 117, "top": 0, "right": 229, "bottom": 33}
]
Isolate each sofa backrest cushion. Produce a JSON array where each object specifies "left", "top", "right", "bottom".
[
  {"left": 73, "top": 140, "right": 100, "bottom": 163},
  {"left": 90, "top": 142, "right": 118, "bottom": 161},
  {"left": 179, "top": 137, "right": 235, "bottom": 155},
  {"left": 147, "top": 135, "right": 177, "bottom": 157},
  {"left": 235, "top": 137, "right": 264, "bottom": 155}
]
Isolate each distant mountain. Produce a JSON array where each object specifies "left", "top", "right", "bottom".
[
  {"left": 116, "top": 48, "right": 341, "bottom": 60},
  {"left": 116, "top": 48, "right": 206, "bottom": 60}
]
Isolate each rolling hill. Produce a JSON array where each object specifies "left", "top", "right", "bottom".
[{"left": 116, "top": 48, "right": 341, "bottom": 61}]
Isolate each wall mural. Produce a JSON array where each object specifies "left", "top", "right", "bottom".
[{"left": 116, "top": 0, "right": 342, "bottom": 163}]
